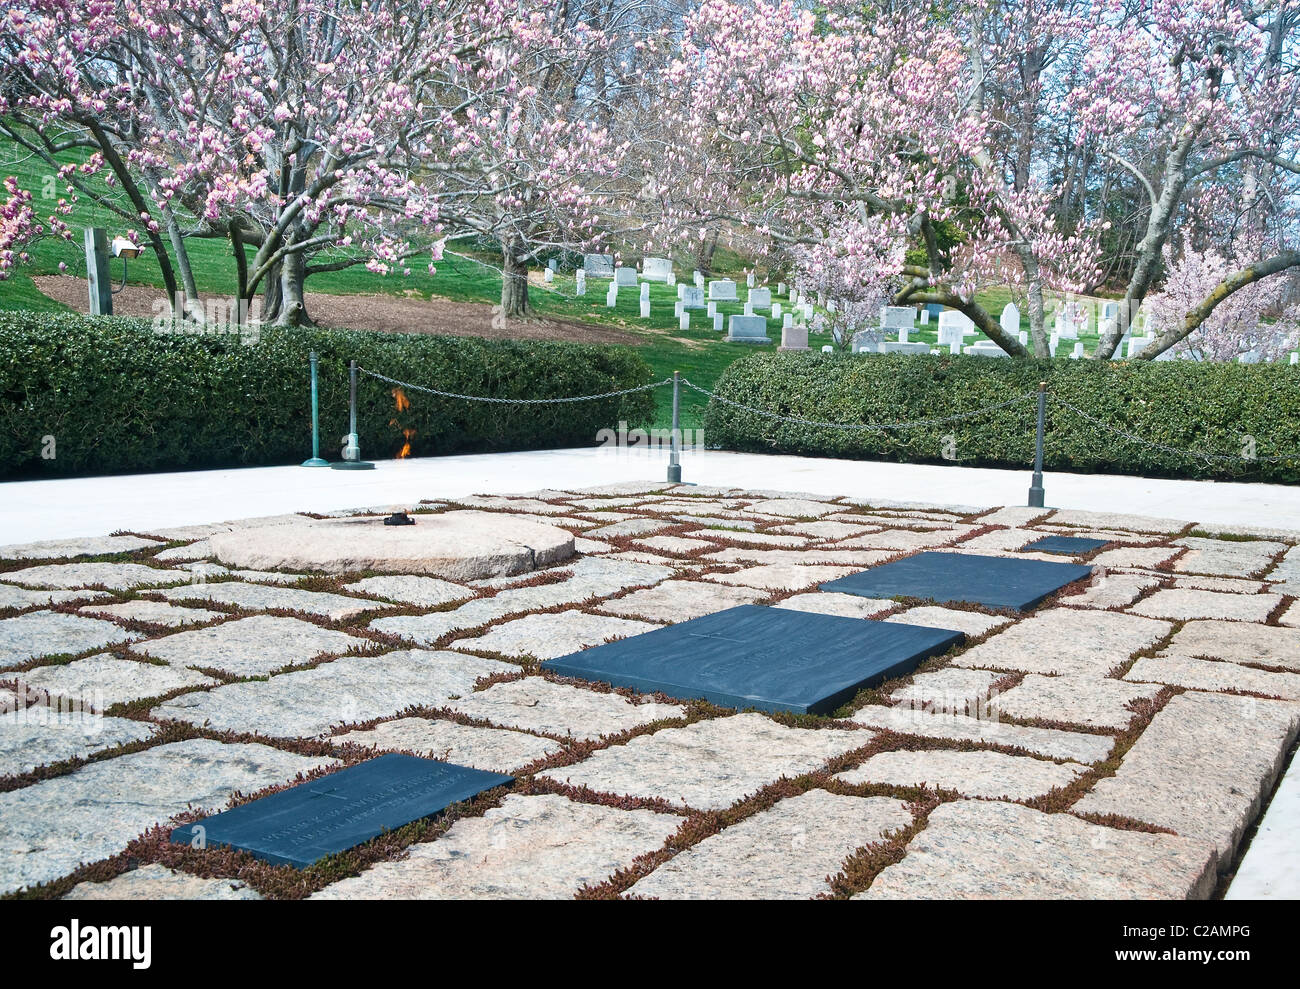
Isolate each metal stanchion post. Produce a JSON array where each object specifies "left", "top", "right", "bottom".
[
  {"left": 301, "top": 351, "right": 329, "bottom": 467},
  {"left": 667, "top": 370, "right": 682, "bottom": 483},
  {"left": 330, "top": 360, "right": 375, "bottom": 470},
  {"left": 1028, "top": 380, "right": 1047, "bottom": 507}
]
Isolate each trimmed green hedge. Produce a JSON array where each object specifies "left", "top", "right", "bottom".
[
  {"left": 0, "top": 313, "right": 655, "bottom": 478},
  {"left": 702, "top": 352, "right": 1300, "bottom": 483}
]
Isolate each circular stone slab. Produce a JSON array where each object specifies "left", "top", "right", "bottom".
[{"left": 208, "top": 511, "right": 574, "bottom": 579}]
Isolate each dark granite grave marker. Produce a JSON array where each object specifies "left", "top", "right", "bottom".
[
  {"left": 170, "top": 754, "right": 512, "bottom": 868},
  {"left": 1022, "top": 535, "right": 1108, "bottom": 555},
  {"left": 819, "top": 551, "right": 1092, "bottom": 611},
  {"left": 541, "top": 604, "right": 964, "bottom": 716}
]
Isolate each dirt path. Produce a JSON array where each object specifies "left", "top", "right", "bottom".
[{"left": 32, "top": 274, "right": 644, "bottom": 346}]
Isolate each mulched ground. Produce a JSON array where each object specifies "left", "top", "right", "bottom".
[{"left": 32, "top": 274, "right": 642, "bottom": 346}]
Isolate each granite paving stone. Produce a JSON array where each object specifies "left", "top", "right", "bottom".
[
  {"left": 773, "top": 592, "right": 898, "bottom": 618},
  {"left": 0, "top": 611, "right": 133, "bottom": 668},
  {"left": 1125, "top": 656, "right": 1300, "bottom": 699},
  {"left": 0, "top": 739, "right": 336, "bottom": 894},
  {"left": 1172, "top": 537, "right": 1286, "bottom": 578},
  {"left": 157, "top": 581, "right": 388, "bottom": 621},
  {"left": 539, "top": 713, "right": 869, "bottom": 809},
  {"left": 596, "top": 580, "right": 768, "bottom": 622},
  {"left": 332, "top": 717, "right": 561, "bottom": 773},
  {"left": 1047, "top": 510, "right": 1188, "bottom": 534},
  {"left": 371, "top": 558, "right": 672, "bottom": 645},
  {"left": 704, "top": 564, "right": 860, "bottom": 592},
  {"left": 859, "top": 800, "right": 1217, "bottom": 899},
  {"left": 1074, "top": 692, "right": 1300, "bottom": 863},
  {"left": 311, "top": 794, "right": 680, "bottom": 899},
  {"left": 63, "top": 863, "right": 262, "bottom": 900},
  {"left": 0, "top": 535, "right": 163, "bottom": 559},
  {"left": 0, "top": 709, "right": 158, "bottom": 776},
  {"left": 951, "top": 608, "right": 1171, "bottom": 677},
  {"left": 889, "top": 669, "right": 1003, "bottom": 712},
  {"left": 745, "top": 499, "right": 843, "bottom": 518},
  {"left": 446, "top": 677, "right": 682, "bottom": 741},
  {"left": 989, "top": 674, "right": 1162, "bottom": 729},
  {"left": 1156, "top": 620, "right": 1300, "bottom": 670},
  {"left": 703, "top": 547, "right": 892, "bottom": 567},
  {"left": 133, "top": 615, "right": 371, "bottom": 676},
  {"left": 884, "top": 606, "right": 1012, "bottom": 637},
  {"left": 849, "top": 704, "right": 1113, "bottom": 763},
  {"left": 1090, "top": 547, "right": 1179, "bottom": 569},
  {"left": 78, "top": 600, "right": 223, "bottom": 627},
  {"left": 628, "top": 790, "right": 911, "bottom": 900},
  {"left": 1060, "top": 573, "right": 1161, "bottom": 609},
  {"left": 13, "top": 654, "right": 218, "bottom": 709},
  {"left": 451, "top": 610, "right": 660, "bottom": 660},
  {"left": 0, "top": 585, "right": 113, "bottom": 610},
  {"left": 1129, "top": 588, "right": 1282, "bottom": 622},
  {"left": 341, "top": 576, "right": 475, "bottom": 607},
  {"left": 836, "top": 748, "right": 1087, "bottom": 800},
  {"left": 0, "top": 563, "right": 190, "bottom": 591},
  {"left": 151, "top": 650, "right": 514, "bottom": 737}
]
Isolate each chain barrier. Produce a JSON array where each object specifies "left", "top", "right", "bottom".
[
  {"left": 356, "top": 366, "right": 673, "bottom": 405},
  {"left": 679, "top": 377, "right": 1038, "bottom": 431},
  {"left": 1049, "top": 396, "right": 1299, "bottom": 465}
]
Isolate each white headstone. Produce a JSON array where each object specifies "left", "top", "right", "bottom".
[
  {"left": 779, "top": 324, "right": 809, "bottom": 351},
  {"left": 782, "top": 313, "right": 793, "bottom": 329},
  {"left": 583, "top": 254, "right": 614, "bottom": 277},
  {"left": 694, "top": 271, "right": 704, "bottom": 288},
  {"left": 708, "top": 279, "right": 738, "bottom": 301},
  {"left": 679, "top": 312, "right": 690, "bottom": 330},
  {"left": 882, "top": 341, "right": 930, "bottom": 354},
  {"left": 821, "top": 344, "right": 834, "bottom": 354},
  {"left": 919, "top": 309, "right": 929, "bottom": 325},
  {"left": 743, "top": 302, "right": 754, "bottom": 317},
  {"left": 640, "top": 298, "right": 650, "bottom": 319},
  {"left": 1291, "top": 352, "right": 1298, "bottom": 365},
  {"left": 1018, "top": 330, "right": 1028, "bottom": 346},
  {"left": 1049, "top": 331, "right": 1059, "bottom": 356},
  {"left": 712, "top": 313, "right": 723, "bottom": 332},
  {"left": 772, "top": 302, "right": 782, "bottom": 320},
  {"left": 777, "top": 282, "right": 786, "bottom": 296},
  {"left": 575, "top": 270, "right": 586, "bottom": 295},
  {"left": 642, "top": 257, "right": 673, "bottom": 283},
  {"left": 726, "top": 314, "right": 770, "bottom": 343},
  {"left": 880, "top": 307, "right": 914, "bottom": 331},
  {"left": 614, "top": 266, "right": 638, "bottom": 288},
  {"left": 547, "top": 258, "right": 558, "bottom": 272},
  {"left": 1000, "top": 303, "right": 1020, "bottom": 339},
  {"left": 963, "top": 342, "right": 1009, "bottom": 358},
  {"left": 1072, "top": 342, "right": 1084, "bottom": 359},
  {"left": 746, "top": 271, "right": 755, "bottom": 288},
  {"left": 681, "top": 286, "right": 705, "bottom": 309},
  {"left": 543, "top": 268, "right": 553, "bottom": 284},
  {"left": 936, "top": 310, "right": 974, "bottom": 348},
  {"left": 748, "top": 288, "right": 772, "bottom": 309},
  {"left": 707, "top": 301, "right": 717, "bottom": 317},
  {"left": 640, "top": 282, "right": 650, "bottom": 300},
  {"left": 898, "top": 327, "right": 909, "bottom": 344},
  {"left": 674, "top": 301, "right": 683, "bottom": 318},
  {"left": 605, "top": 286, "right": 617, "bottom": 308}
]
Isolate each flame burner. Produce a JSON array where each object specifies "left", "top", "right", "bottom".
[{"left": 383, "top": 511, "right": 416, "bottom": 526}]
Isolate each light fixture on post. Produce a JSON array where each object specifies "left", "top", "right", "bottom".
[{"left": 109, "top": 236, "right": 144, "bottom": 294}]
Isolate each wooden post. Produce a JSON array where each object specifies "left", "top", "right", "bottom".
[{"left": 84, "top": 228, "right": 112, "bottom": 316}]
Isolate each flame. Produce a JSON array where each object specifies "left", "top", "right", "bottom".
[
  {"left": 398, "top": 427, "right": 415, "bottom": 459},
  {"left": 391, "top": 387, "right": 415, "bottom": 457},
  {"left": 392, "top": 387, "right": 410, "bottom": 412}
]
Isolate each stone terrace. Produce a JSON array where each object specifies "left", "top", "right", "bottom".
[{"left": 2, "top": 483, "right": 1298, "bottom": 900}]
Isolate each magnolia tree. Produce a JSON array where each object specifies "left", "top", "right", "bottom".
[
  {"left": 0, "top": 174, "right": 71, "bottom": 279},
  {"left": 0, "top": 0, "right": 465, "bottom": 324},
  {"left": 425, "top": 0, "right": 688, "bottom": 318},
  {"left": 1145, "top": 237, "right": 1300, "bottom": 361},
  {"left": 1069, "top": 0, "right": 1300, "bottom": 359},
  {"left": 647, "top": 0, "right": 1112, "bottom": 357}
]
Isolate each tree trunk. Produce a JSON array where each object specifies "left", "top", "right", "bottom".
[
  {"left": 163, "top": 210, "right": 201, "bottom": 322},
  {"left": 276, "top": 246, "right": 312, "bottom": 327},
  {"left": 695, "top": 229, "right": 720, "bottom": 276},
  {"left": 500, "top": 245, "right": 531, "bottom": 319}
]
